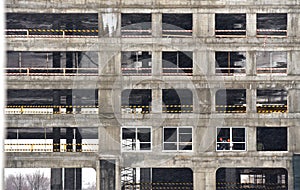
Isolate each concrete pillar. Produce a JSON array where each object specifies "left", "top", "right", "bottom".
[
  {"left": 64, "top": 168, "right": 75, "bottom": 190},
  {"left": 246, "top": 13, "right": 256, "bottom": 37},
  {"left": 51, "top": 168, "right": 62, "bottom": 190},
  {"left": 247, "top": 127, "right": 256, "bottom": 152},
  {"left": 288, "top": 13, "right": 298, "bottom": 37},
  {"left": 246, "top": 51, "right": 256, "bottom": 76},
  {"left": 197, "top": 14, "right": 214, "bottom": 37},
  {"left": 246, "top": 88, "right": 256, "bottom": 113},
  {"left": 152, "top": 126, "right": 163, "bottom": 152},
  {"left": 75, "top": 168, "right": 82, "bottom": 190},
  {"left": 152, "top": 50, "right": 162, "bottom": 76},
  {"left": 99, "top": 51, "right": 119, "bottom": 75},
  {"left": 100, "top": 160, "right": 116, "bottom": 190},
  {"left": 99, "top": 12, "right": 119, "bottom": 37},
  {"left": 152, "top": 13, "right": 162, "bottom": 38},
  {"left": 152, "top": 88, "right": 162, "bottom": 113},
  {"left": 194, "top": 50, "right": 211, "bottom": 76},
  {"left": 96, "top": 161, "right": 101, "bottom": 190},
  {"left": 195, "top": 89, "right": 211, "bottom": 114},
  {"left": 193, "top": 172, "right": 205, "bottom": 190},
  {"left": 211, "top": 89, "right": 217, "bottom": 113},
  {"left": 288, "top": 89, "right": 299, "bottom": 113},
  {"left": 289, "top": 51, "right": 300, "bottom": 75},
  {"left": 53, "top": 127, "right": 60, "bottom": 152},
  {"left": 99, "top": 89, "right": 114, "bottom": 114}
]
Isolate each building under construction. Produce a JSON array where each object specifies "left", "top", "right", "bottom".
[{"left": 4, "top": 0, "right": 300, "bottom": 189}]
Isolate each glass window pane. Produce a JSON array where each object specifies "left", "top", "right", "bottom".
[
  {"left": 217, "top": 143, "right": 230, "bottom": 150},
  {"left": 140, "top": 143, "right": 151, "bottom": 150},
  {"left": 179, "top": 144, "right": 192, "bottom": 150},
  {"left": 164, "top": 143, "right": 177, "bottom": 150},
  {"left": 122, "top": 128, "right": 136, "bottom": 139},
  {"left": 217, "top": 128, "right": 230, "bottom": 142},
  {"left": 232, "top": 128, "right": 245, "bottom": 142},
  {"left": 232, "top": 143, "right": 246, "bottom": 150},
  {"left": 138, "top": 128, "right": 151, "bottom": 142},
  {"left": 179, "top": 134, "right": 192, "bottom": 142},
  {"left": 164, "top": 128, "right": 177, "bottom": 142},
  {"left": 179, "top": 128, "right": 192, "bottom": 133}
]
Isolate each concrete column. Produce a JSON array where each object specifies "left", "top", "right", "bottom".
[
  {"left": 75, "top": 168, "right": 82, "bottom": 190},
  {"left": 246, "top": 13, "right": 256, "bottom": 37},
  {"left": 195, "top": 89, "right": 211, "bottom": 114},
  {"left": 152, "top": 13, "right": 162, "bottom": 38},
  {"left": 100, "top": 160, "right": 116, "bottom": 190},
  {"left": 197, "top": 14, "right": 214, "bottom": 37},
  {"left": 246, "top": 51, "right": 256, "bottom": 76},
  {"left": 289, "top": 51, "right": 300, "bottom": 75},
  {"left": 211, "top": 89, "right": 217, "bottom": 113},
  {"left": 247, "top": 127, "right": 256, "bottom": 152},
  {"left": 288, "top": 13, "right": 298, "bottom": 37},
  {"left": 152, "top": 88, "right": 162, "bottom": 113},
  {"left": 193, "top": 172, "right": 206, "bottom": 190},
  {"left": 152, "top": 50, "right": 162, "bottom": 76},
  {"left": 99, "top": 51, "right": 119, "bottom": 75},
  {"left": 152, "top": 126, "right": 163, "bottom": 152},
  {"left": 64, "top": 168, "right": 75, "bottom": 190},
  {"left": 51, "top": 168, "right": 62, "bottom": 190},
  {"left": 99, "top": 89, "right": 114, "bottom": 114},
  {"left": 194, "top": 50, "right": 212, "bottom": 76},
  {"left": 288, "top": 89, "right": 299, "bottom": 113},
  {"left": 96, "top": 161, "right": 100, "bottom": 190},
  {"left": 246, "top": 88, "right": 256, "bottom": 113},
  {"left": 99, "top": 12, "right": 119, "bottom": 37}
]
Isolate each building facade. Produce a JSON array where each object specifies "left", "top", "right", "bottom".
[{"left": 4, "top": 0, "right": 300, "bottom": 189}]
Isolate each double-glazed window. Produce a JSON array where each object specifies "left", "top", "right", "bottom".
[
  {"left": 216, "top": 127, "right": 246, "bottom": 151},
  {"left": 256, "top": 51, "right": 287, "bottom": 74},
  {"left": 121, "top": 127, "right": 151, "bottom": 151},
  {"left": 257, "top": 13, "right": 287, "bottom": 37},
  {"left": 121, "top": 51, "right": 152, "bottom": 75},
  {"left": 215, "top": 14, "right": 246, "bottom": 37},
  {"left": 215, "top": 52, "right": 246, "bottom": 75},
  {"left": 162, "top": 51, "right": 193, "bottom": 76},
  {"left": 163, "top": 127, "right": 192, "bottom": 151}
]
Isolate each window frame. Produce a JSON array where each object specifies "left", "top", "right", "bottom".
[
  {"left": 216, "top": 127, "right": 247, "bottom": 152},
  {"left": 121, "top": 126, "right": 152, "bottom": 152},
  {"left": 163, "top": 126, "right": 193, "bottom": 152},
  {"left": 215, "top": 51, "right": 246, "bottom": 75}
]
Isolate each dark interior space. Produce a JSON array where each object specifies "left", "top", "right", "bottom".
[
  {"left": 257, "top": 13, "right": 287, "bottom": 36},
  {"left": 256, "top": 51, "right": 287, "bottom": 74},
  {"left": 215, "top": 52, "right": 246, "bottom": 75},
  {"left": 215, "top": 14, "right": 246, "bottom": 36},
  {"left": 121, "top": 13, "right": 151, "bottom": 36},
  {"left": 162, "top": 89, "right": 193, "bottom": 113},
  {"left": 162, "top": 14, "right": 192, "bottom": 37},
  {"left": 256, "top": 89, "right": 287, "bottom": 113},
  {"left": 257, "top": 127, "right": 287, "bottom": 151},
  {"left": 162, "top": 51, "right": 193, "bottom": 75},
  {"left": 121, "top": 89, "right": 152, "bottom": 113},
  {"left": 121, "top": 51, "right": 152, "bottom": 75},
  {"left": 216, "top": 128, "right": 246, "bottom": 151},
  {"left": 164, "top": 127, "right": 192, "bottom": 151},
  {"left": 216, "top": 89, "right": 246, "bottom": 112},
  {"left": 122, "top": 128, "right": 151, "bottom": 151},
  {"left": 216, "top": 168, "right": 288, "bottom": 190}
]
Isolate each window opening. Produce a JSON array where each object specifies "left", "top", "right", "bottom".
[
  {"left": 216, "top": 89, "right": 246, "bottom": 113},
  {"left": 162, "top": 51, "right": 193, "bottom": 76},
  {"left": 256, "top": 51, "right": 287, "bottom": 74},
  {"left": 256, "top": 89, "right": 287, "bottom": 113},
  {"left": 216, "top": 127, "right": 246, "bottom": 151},
  {"left": 215, "top": 52, "right": 246, "bottom": 75},
  {"left": 121, "top": 51, "right": 152, "bottom": 75},
  {"left": 162, "top": 14, "right": 192, "bottom": 37},
  {"left": 256, "top": 127, "right": 287, "bottom": 151},
  {"left": 121, "top": 127, "right": 151, "bottom": 151},
  {"left": 163, "top": 127, "right": 192, "bottom": 151},
  {"left": 215, "top": 14, "right": 246, "bottom": 37},
  {"left": 256, "top": 13, "right": 287, "bottom": 37},
  {"left": 121, "top": 13, "right": 152, "bottom": 37}
]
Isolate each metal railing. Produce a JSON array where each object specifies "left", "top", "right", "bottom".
[
  {"left": 5, "top": 29, "right": 98, "bottom": 38},
  {"left": 6, "top": 67, "right": 98, "bottom": 76},
  {"left": 162, "top": 29, "right": 193, "bottom": 38},
  {"left": 257, "top": 67, "right": 287, "bottom": 74},
  {"left": 215, "top": 29, "right": 246, "bottom": 37},
  {"left": 4, "top": 142, "right": 98, "bottom": 152},
  {"left": 256, "top": 29, "right": 287, "bottom": 37},
  {"left": 256, "top": 104, "right": 287, "bottom": 113},
  {"left": 162, "top": 68, "right": 193, "bottom": 76},
  {"left": 5, "top": 105, "right": 99, "bottom": 114},
  {"left": 215, "top": 68, "right": 246, "bottom": 75}
]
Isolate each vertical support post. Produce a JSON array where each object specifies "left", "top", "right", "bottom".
[
  {"left": 75, "top": 128, "right": 82, "bottom": 152},
  {"left": 75, "top": 168, "right": 82, "bottom": 190},
  {"left": 66, "top": 128, "right": 73, "bottom": 152},
  {"left": 64, "top": 168, "right": 75, "bottom": 190},
  {"left": 246, "top": 13, "right": 257, "bottom": 37},
  {"left": 152, "top": 13, "right": 162, "bottom": 38},
  {"left": 51, "top": 168, "right": 62, "bottom": 190},
  {"left": 53, "top": 127, "right": 61, "bottom": 152}
]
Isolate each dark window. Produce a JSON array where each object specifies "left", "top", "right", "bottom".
[
  {"left": 162, "top": 89, "right": 193, "bottom": 113},
  {"left": 257, "top": 127, "right": 287, "bottom": 151},
  {"left": 6, "top": 13, "right": 98, "bottom": 36},
  {"left": 121, "top": 89, "right": 152, "bottom": 113},
  {"left": 216, "top": 89, "right": 246, "bottom": 113},
  {"left": 216, "top": 168, "right": 288, "bottom": 190},
  {"left": 162, "top": 14, "right": 192, "bottom": 37},
  {"left": 121, "top": 51, "right": 152, "bottom": 75},
  {"left": 257, "top": 13, "right": 287, "bottom": 37},
  {"left": 162, "top": 51, "right": 193, "bottom": 75},
  {"left": 6, "top": 51, "right": 98, "bottom": 75},
  {"left": 215, "top": 52, "right": 246, "bottom": 75},
  {"left": 121, "top": 13, "right": 151, "bottom": 37},
  {"left": 163, "top": 127, "right": 192, "bottom": 151},
  {"left": 121, "top": 127, "right": 151, "bottom": 151},
  {"left": 257, "top": 89, "right": 287, "bottom": 113},
  {"left": 256, "top": 52, "right": 287, "bottom": 74},
  {"left": 215, "top": 14, "right": 246, "bottom": 37}
]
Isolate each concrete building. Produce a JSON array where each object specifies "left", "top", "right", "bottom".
[{"left": 4, "top": 0, "right": 300, "bottom": 189}]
